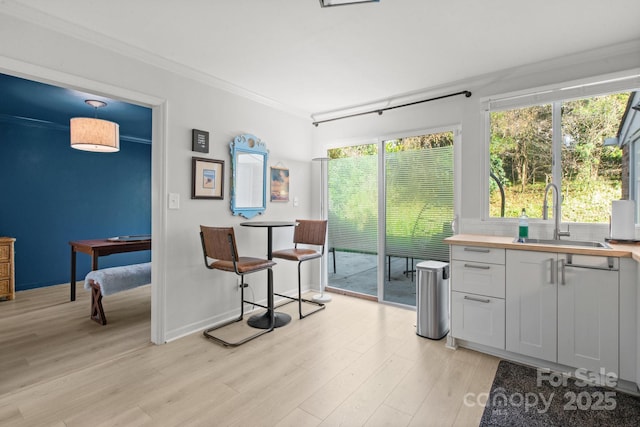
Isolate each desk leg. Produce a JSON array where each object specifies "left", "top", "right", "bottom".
[
  {"left": 70, "top": 247, "right": 77, "bottom": 301},
  {"left": 70, "top": 249, "right": 98, "bottom": 302}
]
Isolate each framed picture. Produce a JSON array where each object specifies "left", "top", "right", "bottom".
[
  {"left": 270, "top": 166, "right": 289, "bottom": 202},
  {"left": 192, "top": 157, "right": 224, "bottom": 199},
  {"left": 191, "top": 129, "right": 209, "bottom": 153}
]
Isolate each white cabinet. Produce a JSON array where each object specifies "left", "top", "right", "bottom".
[
  {"left": 506, "top": 249, "right": 619, "bottom": 373},
  {"left": 557, "top": 254, "right": 618, "bottom": 375},
  {"left": 505, "top": 250, "right": 557, "bottom": 362},
  {"left": 450, "top": 246, "right": 505, "bottom": 349}
]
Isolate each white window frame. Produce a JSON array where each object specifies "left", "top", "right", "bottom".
[{"left": 482, "top": 71, "right": 640, "bottom": 222}]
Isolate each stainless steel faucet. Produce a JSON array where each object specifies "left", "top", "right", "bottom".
[{"left": 543, "top": 183, "right": 570, "bottom": 240}]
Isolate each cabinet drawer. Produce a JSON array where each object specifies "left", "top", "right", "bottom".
[
  {"left": 0, "top": 279, "right": 9, "bottom": 295},
  {"left": 0, "top": 244, "right": 9, "bottom": 262},
  {"left": 0, "top": 262, "right": 9, "bottom": 278},
  {"left": 451, "top": 291, "right": 505, "bottom": 349},
  {"left": 451, "top": 245, "right": 504, "bottom": 264},
  {"left": 451, "top": 260, "right": 505, "bottom": 298}
]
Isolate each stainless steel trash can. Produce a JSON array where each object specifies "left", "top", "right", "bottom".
[{"left": 416, "top": 260, "right": 449, "bottom": 339}]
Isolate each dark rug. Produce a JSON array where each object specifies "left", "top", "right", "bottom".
[{"left": 479, "top": 360, "right": 640, "bottom": 426}]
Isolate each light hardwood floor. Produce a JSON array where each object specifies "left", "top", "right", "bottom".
[{"left": 0, "top": 283, "right": 499, "bottom": 426}]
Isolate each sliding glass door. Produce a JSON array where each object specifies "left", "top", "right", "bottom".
[
  {"left": 383, "top": 133, "right": 454, "bottom": 305},
  {"left": 326, "top": 143, "right": 378, "bottom": 298},
  {"left": 327, "top": 129, "right": 455, "bottom": 306}
]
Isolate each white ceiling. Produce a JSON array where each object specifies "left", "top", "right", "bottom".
[{"left": 4, "top": 0, "right": 640, "bottom": 117}]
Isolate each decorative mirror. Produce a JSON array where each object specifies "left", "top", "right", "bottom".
[{"left": 230, "top": 134, "right": 268, "bottom": 218}]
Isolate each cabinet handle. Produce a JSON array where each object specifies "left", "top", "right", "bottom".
[
  {"left": 463, "top": 247, "right": 490, "bottom": 253},
  {"left": 463, "top": 295, "right": 491, "bottom": 303},
  {"left": 463, "top": 263, "right": 490, "bottom": 270},
  {"left": 564, "top": 261, "right": 619, "bottom": 272},
  {"left": 560, "top": 259, "right": 566, "bottom": 285},
  {"left": 549, "top": 258, "right": 556, "bottom": 285}
]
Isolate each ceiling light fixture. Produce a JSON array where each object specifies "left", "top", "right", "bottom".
[
  {"left": 320, "top": 0, "right": 379, "bottom": 7},
  {"left": 70, "top": 99, "right": 120, "bottom": 152}
]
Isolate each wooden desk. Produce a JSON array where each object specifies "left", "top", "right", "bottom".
[{"left": 69, "top": 237, "right": 151, "bottom": 301}]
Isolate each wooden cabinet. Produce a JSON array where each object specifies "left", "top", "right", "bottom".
[
  {"left": 0, "top": 237, "right": 16, "bottom": 301},
  {"left": 450, "top": 245, "right": 505, "bottom": 349},
  {"left": 506, "top": 249, "right": 619, "bottom": 373}
]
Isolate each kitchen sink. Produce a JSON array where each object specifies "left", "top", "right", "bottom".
[{"left": 513, "top": 238, "right": 611, "bottom": 249}]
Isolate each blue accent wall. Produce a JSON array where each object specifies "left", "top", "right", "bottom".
[{"left": 0, "top": 120, "right": 151, "bottom": 291}]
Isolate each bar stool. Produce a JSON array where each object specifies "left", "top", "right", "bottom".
[
  {"left": 272, "top": 219, "right": 327, "bottom": 319},
  {"left": 199, "top": 225, "right": 276, "bottom": 347}
]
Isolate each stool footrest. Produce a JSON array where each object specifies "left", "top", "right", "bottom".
[{"left": 274, "top": 292, "right": 326, "bottom": 319}]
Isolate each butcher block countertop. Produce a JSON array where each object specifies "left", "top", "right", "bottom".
[{"left": 445, "top": 234, "right": 640, "bottom": 262}]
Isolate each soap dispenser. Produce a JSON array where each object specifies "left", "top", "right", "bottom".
[{"left": 518, "top": 208, "right": 529, "bottom": 242}]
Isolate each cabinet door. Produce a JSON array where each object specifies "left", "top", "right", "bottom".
[
  {"left": 451, "top": 291, "right": 505, "bottom": 349},
  {"left": 506, "top": 250, "right": 557, "bottom": 362},
  {"left": 558, "top": 256, "right": 619, "bottom": 374}
]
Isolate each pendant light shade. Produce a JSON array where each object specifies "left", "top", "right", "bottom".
[{"left": 70, "top": 100, "right": 120, "bottom": 152}]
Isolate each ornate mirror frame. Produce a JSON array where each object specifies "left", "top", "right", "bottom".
[{"left": 230, "top": 134, "right": 268, "bottom": 218}]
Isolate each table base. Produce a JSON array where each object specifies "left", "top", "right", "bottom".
[{"left": 248, "top": 311, "right": 291, "bottom": 329}]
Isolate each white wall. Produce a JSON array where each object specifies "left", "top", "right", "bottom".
[
  {"left": 0, "top": 14, "right": 315, "bottom": 342},
  {"left": 312, "top": 40, "right": 640, "bottom": 241}
]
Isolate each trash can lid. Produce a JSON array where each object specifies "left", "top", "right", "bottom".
[{"left": 416, "top": 260, "right": 449, "bottom": 271}]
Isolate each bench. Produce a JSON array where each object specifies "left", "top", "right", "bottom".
[{"left": 83, "top": 262, "right": 151, "bottom": 325}]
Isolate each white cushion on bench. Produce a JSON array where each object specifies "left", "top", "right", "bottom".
[{"left": 84, "top": 262, "right": 151, "bottom": 296}]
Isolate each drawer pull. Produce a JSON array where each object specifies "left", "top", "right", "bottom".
[
  {"left": 464, "top": 295, "right": 491, "bottom": 303},
  {"left": 463, "top": 247, "right": 490, "bottom": 253},
  {"left": 463, "top": 263, "right": 490, "bottom": 270},
  {"left": 564, "top": 261, "right": 618, "bottom": 272}
]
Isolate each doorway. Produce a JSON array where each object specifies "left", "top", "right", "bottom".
[
  {"left": 327, "top": 129, "right": 456, "bottom": 306},
  {"left": 0, "top": 59, "right": 166, "bottom": 345}
]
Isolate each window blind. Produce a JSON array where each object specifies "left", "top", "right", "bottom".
[
  {"left": 385, "top": 145, "right": 453, "bottom": 262},
  {"left": 327, "top": 153, "right": 378, "bottom": 254},
  {"left": 483, "top": 74, "right": 640, "bottom": 112}
]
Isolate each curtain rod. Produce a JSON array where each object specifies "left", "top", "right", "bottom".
[{"left": 312, "top": 90, "right": 472, "bottom": 127}]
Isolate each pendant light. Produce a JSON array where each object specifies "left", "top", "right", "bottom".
[{"left": 70, "top": 100, "right": 120, "bottom": 152}]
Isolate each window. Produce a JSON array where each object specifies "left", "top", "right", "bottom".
[{"left": 487, "top": 76, "right": 640, "bottom": 223}]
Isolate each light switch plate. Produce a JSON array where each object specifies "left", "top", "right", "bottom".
[{"left": 168, "top": 193, "right": 180, "bottom": 209}]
